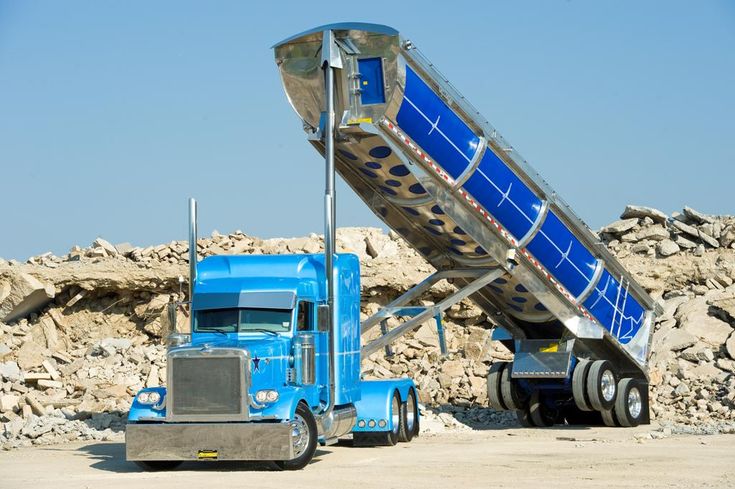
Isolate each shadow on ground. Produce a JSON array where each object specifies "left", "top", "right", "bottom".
[{"left": 77, "top": 443, "right": 331, "bottom": 473}]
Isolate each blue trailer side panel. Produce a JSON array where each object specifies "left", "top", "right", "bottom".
[
  {"left": 525, "top": 211, "right": 598, "bottom": 298},
  {"left": 396, "top": 66, "right": 479, "bottom": 180},
  {"left": 462, "top": 149, "right": 543, "bottom": 241}
]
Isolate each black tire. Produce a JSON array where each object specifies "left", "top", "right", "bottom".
[
  {"left": 601, "top": 407, "right": 620, "bottom": 427},
  {"left": 614, "top": 378, "right": 646, "bottom": 427},
  {"left": 586, "top": 360, "right": 617, "bottom": 411},
  {"left": 516, "top": 408, "right": 535, "bottom": 427},
  {"left": 135, "top": 461, "right": 182, "bottom": 471},
  {"left": 500, "top": 363, "right": 527, "bottom": 411},
  {"left": 572, "top": 359, "right": 593, "bottom": 411},
  {"left": 528, "top": 391, "right": 556, "bottom": 427},
  {"left": 398, "top": 388, "right": 419, "bottom": 442},
  {"left": 274, "top": 403, "right": 318, "bottom": 470},
  {"left": 487, "top": 362, "right": 507, "bottom": 411},
  {"left": 353, "top": 391, "right": 400, "bottom": 447}
]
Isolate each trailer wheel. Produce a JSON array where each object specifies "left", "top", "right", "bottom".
[
  {"left": 500, "top": 363, "right": 527, "bottom": 411},
  {"left": 274, "top": 403, "right": 318, "bottom": 470},
  {"left": 601, "top": 407, "right": 620, "bottom": 427},
  {"left": 487, "top": 362, "right": 506, "bottom": 411},
  {"left": 398, "top": 388, "right": 419, "bottom": 442},
  {"left": 586, "top": 360, "right": 617, "bottom": 411},
  {"left": 135, "top": 461, "right": 182, "bottom": 471},
  {"left": 614, "top": 378, "right": 646, "bottom": 427},
  {"left": 572, "top": 359, "right": 593, "bottom": 411},
  {"left": 528, "top": 391, "right": 555, "bottom": 427},
  {"left": 516, "top": 407, "right": 535, "bottom": 427}
]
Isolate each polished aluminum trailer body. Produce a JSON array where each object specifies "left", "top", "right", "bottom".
[{"left": 274, "top": 23, "right": 658, "bottom": 378}]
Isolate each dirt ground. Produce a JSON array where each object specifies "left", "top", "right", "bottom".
[{"left": 1, "top": 426, "right": 733, "bottom": 489}]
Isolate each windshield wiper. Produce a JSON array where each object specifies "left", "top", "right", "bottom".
[
  {"left": 201, "top": 328, "right": 230, "bottom": 336},
  {"left": 249, "top": 328, "right": 279, "bottom": 336}
]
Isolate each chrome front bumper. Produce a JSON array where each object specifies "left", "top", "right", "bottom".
[{"left": 125, "top": 422, "right": 294, "bottom": 461}]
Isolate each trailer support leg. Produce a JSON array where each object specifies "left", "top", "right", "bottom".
[{"left": 361, "top": 268, "right": 506, "bottom": 357}]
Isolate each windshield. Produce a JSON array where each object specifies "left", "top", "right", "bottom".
[{"left": 195, "top": 307, "right": 292, "bottom": 334}]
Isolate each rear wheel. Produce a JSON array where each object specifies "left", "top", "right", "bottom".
[
  {"left": 353, "top": 391, "right": 401, "bottom": 447},
  {"left": 614, "top": 378, "right": 646, "bottom": 427},
  {"left": 398, "top": 388, "right": 419, "bottom": 442},
  {"left": 572, "top": 359, "right": 593, "bottom": 411},
  {"left": 499, "top": 363, "right": 527, "bottom": 411},
  {"left": 487, "top": 362, "right": 506, "bottom": 411},
  {"left": 516, "top": 408, "right": 535, "bottom": 427},
  {"left": 135, "top": 461, "right": 182, "bottom": 471},
  {"left": 601, "top": 407, "right": 620, "bottom": 427},
  {"left": 586, "top": 360, "right": 617, "bottom": 411},
  {"left": 274, "top": 403, "right": 318, "bottom": 470},
  {"left": 528, "top": 391, "right": 556, "bottom": 427}
]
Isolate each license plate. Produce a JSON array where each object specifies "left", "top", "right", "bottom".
[{"left": 197, "top": 450, "right": 218, "bottom": 460}]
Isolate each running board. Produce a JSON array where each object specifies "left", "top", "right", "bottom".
[{"left": 361, "top": 268, "right": 507, "bottom": 357}]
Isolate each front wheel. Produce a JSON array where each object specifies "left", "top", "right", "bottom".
[{"left": 274, "top": 403, "right": 318, "bottom": 470}]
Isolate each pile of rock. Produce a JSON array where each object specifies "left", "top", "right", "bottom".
[
  {"left": 18, "top": 227, "right": 408, "bottom": 269},
  {"left": 600, "top": 205, "right": 735, "bottom": 259},
  {"left": 1, "top": 206, "right": 734, "bottom": 448}
]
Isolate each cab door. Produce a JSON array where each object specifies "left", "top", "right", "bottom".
[{"left": 295, "top": 300, "right": 328, "bottom": 408}]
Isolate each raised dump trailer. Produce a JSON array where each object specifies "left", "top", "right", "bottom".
[{"left": 274, "top": 23, "right": 661, "bottom": 427}]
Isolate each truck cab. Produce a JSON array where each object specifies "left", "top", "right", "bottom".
[{"left": 126, "top": 253, "right": 419, "bottom": 470}]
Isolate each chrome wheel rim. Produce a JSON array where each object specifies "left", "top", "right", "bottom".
[
  {"left": 405, "top": 395, "right": 416, "bottom": 433},
  {"left": 628, "top": 387, "right": 642, "bottom": 419},
  {"left": 601, "top": 370, "right": 616, "bottom": 402},
  {"left": 289, "top": 414, "right": 309, "bottom": 458},
  {"left": 392, "top": 396, "right": 400, "bottom": 435}
]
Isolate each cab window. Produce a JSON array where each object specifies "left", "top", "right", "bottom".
[{"left": 296, "top": 301, "right": 314, "bottom": 331}]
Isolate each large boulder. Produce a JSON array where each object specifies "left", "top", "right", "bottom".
[
  {"left": 676, "top": 297, "right": 733, "bottom": 347},
  {"left": 0, "top": 271, "right": 55, "bottom": 323}
]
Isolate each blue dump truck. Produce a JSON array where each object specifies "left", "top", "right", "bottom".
[{"left": 126, "top": 23, "right": 660, "bottom": 470}]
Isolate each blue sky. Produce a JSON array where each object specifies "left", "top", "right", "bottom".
[{"left": 1, "top": 1, "right": 733, "bottom": 260}]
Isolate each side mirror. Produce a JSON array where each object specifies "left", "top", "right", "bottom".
[{"left": 316, "top": 304, "right": 330, "bottom": 332}]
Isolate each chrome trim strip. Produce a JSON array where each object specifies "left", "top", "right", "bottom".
[
  {"left": 517, "top": 200, "right": 549, "bottom": 248},
  {"left": 575, "top": 259, "right": 604, "bottom": 305},
  {"left": 453, "top": 136, "right": 486, "bottom": 189}
]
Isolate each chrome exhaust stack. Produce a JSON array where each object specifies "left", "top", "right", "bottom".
[
  {"left": 320, "top": 29, "right": 341, "bottom": 424},
  {"left": 188, "top": 198, "right": 198, "bottom": 301}
]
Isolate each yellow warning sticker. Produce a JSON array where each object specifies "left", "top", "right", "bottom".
[
  {"left": 197, "top": 450, "right": 218, "bottom": 460},
  {"left": 539, "top": 343, "right": 559, "bottom": 353},
  {"left": 347, "top": 117, "right": 373, "bottom": 125}
]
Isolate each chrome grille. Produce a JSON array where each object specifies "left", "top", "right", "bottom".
[{"left": 168, "top": 350, "right": 248, "bottom": 421}]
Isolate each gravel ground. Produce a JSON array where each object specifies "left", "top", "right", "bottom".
[{"left": 1, "top": 427, "right": 733, "bottom": 489}]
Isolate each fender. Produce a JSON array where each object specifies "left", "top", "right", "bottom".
[
  {"left": 353, "top": 378, "right": 416, "bottom": 432},
  {"left": 127, "top": 387, "right": 167, "bottom": 422},
  {"left": 252, "top": 386, "right": 308, "bottom": 420}
]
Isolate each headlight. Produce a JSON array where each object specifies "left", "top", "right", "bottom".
[
  {"left": 137, "top": 391, "right": 161, "bottom": 405},
  {"left": 255, "top": 390, "right": 279, "bottom": 404}
]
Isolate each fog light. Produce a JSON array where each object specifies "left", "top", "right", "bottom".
[
  {"left": 378, "top": 419, "right": 387, "bottom": 428},
  {"left": 358, "top": 419, "right": 366, "bottom": 428},
  {"left": 368, "top": 419, "right": 376, "bottom": 428},
  {"left": 136, "top": 391, "right": 161, "bottom": 405}
]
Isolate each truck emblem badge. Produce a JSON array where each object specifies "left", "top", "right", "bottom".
[{"left": 252, "top": 356, "right": 269, "bottom": 372}]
